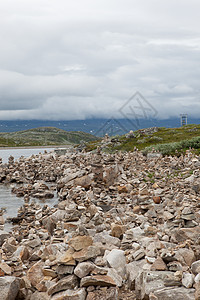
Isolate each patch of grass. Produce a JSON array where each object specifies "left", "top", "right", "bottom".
[
  {"left": 143, "top": 136, "right": 200, "bottom": 156},
  {"left": 96, "top": 124, "right": 200, "bottom": 155}
]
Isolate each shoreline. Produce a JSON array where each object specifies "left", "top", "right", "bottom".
[{"left": 0, "top": 145, "right": 73, "bottom": 150}]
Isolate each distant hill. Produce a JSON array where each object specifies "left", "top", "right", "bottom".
[
  {"left": 86, "top": 124, "right": 200, "bottom": 156},
  {"left": 0, "top": 118, "right": 200, "bottom": 136},
  {"left": 0, "top": 127, "right": 98, "bottom": 147}
]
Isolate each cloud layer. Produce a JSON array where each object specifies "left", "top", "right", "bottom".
[{"left": 0, "top": 0, "right": 200, "bottom": 120}]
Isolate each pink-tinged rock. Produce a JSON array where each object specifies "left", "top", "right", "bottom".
[
  {"left": 57, "top": 248, "right": 76, "bottom": 266},
  {"left": 74, "top": 175, "right": 93, "bottom": 189},
  {"left": 27, "top": 261, "right": 45, "bottom": 288},
  {"left": 80, "top": 275, "right": 116, "bottom": 287},
  {"left": 73, "top": 245, "right": 101, "bottom": 262},
  {"left": 69, "top": 235, "right": 93, "bottom": 251},
  {"left": 0, "top": 262, "right": 12, "bottom": 275},
  {"left": 12, "top": 246, "right": 29, "bottom": 262},
  {"left": 111, "top": 224, "right": 124, "bottom": 238},
  {"left": 151, "top": 257, "right": 167, "bottom": 271}
]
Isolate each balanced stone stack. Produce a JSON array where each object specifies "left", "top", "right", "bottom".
[{"left": 0, "top": 149, "right": 200, "bottom": 299}]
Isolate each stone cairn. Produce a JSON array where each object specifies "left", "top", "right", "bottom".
[{"left": 0, "top": 149, "right": 199, "bottom": 299}]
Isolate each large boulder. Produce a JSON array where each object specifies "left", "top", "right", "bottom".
[
  {"left": 0, "top": 276, "right": 20, "bottom": 300},
  {"left": 149, "top": 287, "right": 195, "bottom": 300}
]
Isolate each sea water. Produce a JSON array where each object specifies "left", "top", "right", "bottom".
[{"left": 0, "top": 148, "right": 58, "bottom": 230}]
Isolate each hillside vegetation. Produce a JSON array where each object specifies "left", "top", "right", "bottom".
[
  {"left": 86, "top": 124, "right": 200, "bottom": 156},
  {"left": 0, "top": 127, "right": 98, "bottom": 147}
]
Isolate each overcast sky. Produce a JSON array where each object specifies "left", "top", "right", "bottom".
[{"left": 0, "top": 0, "right": 200, "bottom": 120}]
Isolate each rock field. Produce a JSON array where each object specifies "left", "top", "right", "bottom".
[{"left": 0, "top": 148, "right": 200, "bottom": 299}]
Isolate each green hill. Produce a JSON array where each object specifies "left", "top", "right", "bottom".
[
  {"left": 0, "top": 127, "right": 98, "bottom": 147},
  {"left": 86, "top": 124, "right": 200, "bottom": 156}
]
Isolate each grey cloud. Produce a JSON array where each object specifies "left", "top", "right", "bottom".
[{"left": 0, "top": 0, "right": 200, "bottom": 120}]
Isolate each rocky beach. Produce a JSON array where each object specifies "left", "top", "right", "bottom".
[{"left": 0, "top": 147, "right": 200, "bottom": 299}]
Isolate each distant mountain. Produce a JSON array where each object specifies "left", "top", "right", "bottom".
[
  {"left": 0, "top": 127, "right": 98, "bottom": 147},
  {"left": 0, "top": 118, "right": 199, "bottom": 136}
]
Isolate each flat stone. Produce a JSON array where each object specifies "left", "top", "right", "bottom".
[
  {"left": 48, "top": 275, "right": 79, "bottom": 295},
  {"left": 27, "top": 261, "right": 45, "bottom": 288},
  {"left": 24, "top": 237, "right": 41, "bottom": 248},
  {"left": 73, "top": 245, "right": 101, "bottom": 262},
  {"left": 149, "top": 287, "right": 195, "bottom": 300},
  {"left": 50, "top": 288, "right": 86, "bottom": 300},
  {"left": 132, "top": 249, "right": 145, "bottom": 261},
  {"left": 0, "top": 262, "right": 12, "bottom": 275},
  {"left": 69, "top": 236, "right": 93, "bottom": 251},
  {"left": 42, "top": 268, "right": 57, "bottom": 278},
  {"left": 56, "top": 265, "right": 74, "bottom": 275},
  {"left": 80, "top": 275, "right": 116, "bottom": 287}
]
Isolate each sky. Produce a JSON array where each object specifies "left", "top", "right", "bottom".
[{"left": 0, "top": 0, "right": 200, "bottom": 120}]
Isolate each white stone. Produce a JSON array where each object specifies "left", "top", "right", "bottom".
[
  {"left": 105, "top": 249, "right": 126, "bottom": 278},
  {"left": 107, "top": 268, "right": 123, "bottom": 287},
  {"left": 182, "top": 272, "right": 194, "bottom": 288}
]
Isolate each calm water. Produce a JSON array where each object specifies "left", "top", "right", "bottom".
[
  {"left": 0, "top": 147, "right": 55, "bottom": 163},
  {"left": 0, "top": 148, "right": 58, "bottom": 231}
]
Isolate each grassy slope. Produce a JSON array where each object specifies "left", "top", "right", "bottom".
[
  {"left": 86, "top": 124, "right": 200, "bottom": 155},
  {"left": 0, "top": 127, "right": 98, "bottom": 147}
]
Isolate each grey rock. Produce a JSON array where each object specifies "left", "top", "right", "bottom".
[
  {"left": 107, "top": 268, "right": 123, "bottom": 287},
  {"left": 136, "top": 271, "right": 176, "bottom": 300},
  {"left": 126, "top": 260, "right": 146, "bottom": 290},
  {"left": 0, "top": 276, "right": 20, "bottom": 300},
  {"left": 182, "top": 272, "right": 194, "bottom": 288},
  {"left": 74, "top": 262, "right": 95, "bottom": 278},
  {"left": 0, "top": 230, "right": 10, "bottom": 246},
  {"left": 149, "top": 287, "right": 195, "bottom": 300},
  {"left": 30, "top": 291, "right": 50, "bottom": 300},
  {"left": 105, "top": 249, "right": 126, "bottom": 278},
  {"left": 48, "top": 275, "right": 79, "bottom": 295},
  {"left": 191, "top": 260, "right": 200, "bottom": 275},
  {"left": 56, "top": 265, "right": 75, "bottom": 275}
]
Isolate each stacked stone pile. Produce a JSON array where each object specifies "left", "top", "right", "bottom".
[{"left": 0, "top": 149, "right": 200, "bottom": 299}]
